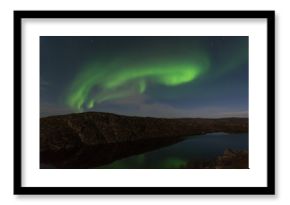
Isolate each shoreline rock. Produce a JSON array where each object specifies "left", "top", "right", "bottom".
[{"left": 184, "top": 149, "right": 249, "bottom": 169}]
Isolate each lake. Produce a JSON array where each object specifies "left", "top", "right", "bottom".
[{"left": 97, "top": 133, "right": 248, "bottom": 169}]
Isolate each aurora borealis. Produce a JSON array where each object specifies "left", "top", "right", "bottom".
[
  {"left": 40, "top": 36, "right": 248, "bottom": 118},
  {"left": 67, "top": 59, "right": 207, "bottom": 111}
]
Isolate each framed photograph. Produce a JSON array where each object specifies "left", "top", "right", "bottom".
[{"left": 14, "top": 11, "right": 275, "bottom": 195}]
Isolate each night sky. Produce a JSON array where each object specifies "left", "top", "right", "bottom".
[{"left": 40, "top": 36, "right": 248, "bottom": 118}]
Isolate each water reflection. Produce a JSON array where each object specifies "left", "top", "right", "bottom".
[
  {"left": 40, "top": 137, "right": 185, "bottom": 168},
  {"left": 99, "top": 133, "right": 248, "bottom": 169},
  {"left": 41, "top": 133, "right": 248, "bottom": 169}
]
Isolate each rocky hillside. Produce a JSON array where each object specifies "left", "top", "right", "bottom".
[
  {"left": 40, "top": 112, "right": 248, "bottom": 168},
  {"left": 40, "top": 112, "right": 248, "bottom": 152}
]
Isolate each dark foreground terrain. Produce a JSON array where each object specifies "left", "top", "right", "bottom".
[
  {"left": 40, "top": 112, "right": 248, "bottom": 168},
  {"left": 184, "top": 149, "right": 248, "bottom": 169}
]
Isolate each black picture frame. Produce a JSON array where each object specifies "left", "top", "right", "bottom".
[{"left": 14, "top": 10, "right": 275, "bottom": 195}]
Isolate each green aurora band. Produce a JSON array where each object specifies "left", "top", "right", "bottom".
[{"left": 66, "top": 57, "right": 210, "bottom": 111}]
